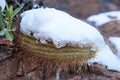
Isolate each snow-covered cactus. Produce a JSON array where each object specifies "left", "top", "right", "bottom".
[{"left": 18, "top": 7, "right": 120, "bottom": 79}]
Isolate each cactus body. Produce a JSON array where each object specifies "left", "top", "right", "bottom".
[{"left": 17, "top": 33, "right": 97, "bottom": 75}]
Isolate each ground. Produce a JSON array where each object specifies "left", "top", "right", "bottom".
[
  {"left": 1, "top": 0, "right": 120, "bottom": 80},
  {"left": 0, "top": 39, "right": 120, "bottom": 80}
]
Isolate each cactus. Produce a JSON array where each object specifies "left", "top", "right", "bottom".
[{"left": 17, "top": 32, "right": 98, "bottom": 79}]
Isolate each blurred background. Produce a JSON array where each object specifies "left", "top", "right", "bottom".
[{"left": 43, "top": 0, "right": 120, "bottom": 19}]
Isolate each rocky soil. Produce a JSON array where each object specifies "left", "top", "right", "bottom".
[{"left": 0, "top": 39, "right": 120, "bottom": 80}]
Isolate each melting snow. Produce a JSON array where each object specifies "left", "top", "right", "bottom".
[
  {"left": 20, "top": 7, "right": 120, "bottom": 72},
  {"left": 109, "top": 37, "right": 120, "bottom": 57},
  {"left": 87, "top": 11, "right": 120, "bottom": 27}
]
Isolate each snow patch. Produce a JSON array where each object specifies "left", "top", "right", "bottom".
[
  {"left": 0, "top": 0, "right": 6, "bottom": 11},
  {"left": 87, "top": 11, "right": 120, "bottom": 27},
  {"left": 109, "top": 37, "right": 120, "bottom": 57},
  {"left": 89, "top": 45, "right": 120, "bottom": 71}
]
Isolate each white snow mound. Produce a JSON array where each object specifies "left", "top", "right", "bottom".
[
  {"left": 20, "top": 7, "right": 105, "bottom": 48},
  {"left": 87, "top": 11, "right": 120, "bottom": 27}
]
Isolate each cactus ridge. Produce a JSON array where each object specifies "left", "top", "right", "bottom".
[{"left": 17, "top": 33, "right": 98, "bottom": 74}]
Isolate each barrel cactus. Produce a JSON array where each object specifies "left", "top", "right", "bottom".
[{"left": 17, "top": 7, "right": 106, "bottom": 79}]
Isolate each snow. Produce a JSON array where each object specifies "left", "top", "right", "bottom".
[
  {"left": 20, "top": 7, "right": 106, "bottom": 48},
  {"left": 89, "top": 45, "right": 120, "bottom": 71},
  {"left": 87, "top": 11, "right": 120, "bottom": 27},
  {"left": 0, "top": 0, "right": 6, "bottom": 11},
  {"left": 20, "top": 7, "right": 120, "bottom": 72},
  {"left": 109, "top": 37, "right": 120, "bottom": 57}
]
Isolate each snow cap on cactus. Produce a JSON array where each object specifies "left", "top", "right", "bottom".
[
  {"left": 20, "top": 7, "right": 106, "bottom": 49},
  {"left": 20, "top": 7, "right": 120, "bottom": 72}
]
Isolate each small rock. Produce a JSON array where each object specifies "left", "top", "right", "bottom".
[
  {"left": 0, "top": 57, "right": 19, "bottom": 80},
  {"left": 89, "top": 64, "right": 108, "bottom": 75}
]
